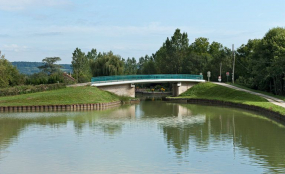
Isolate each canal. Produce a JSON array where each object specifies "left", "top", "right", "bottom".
[{"left": 0, "top": 100, "right": 285, "bottom": 173}]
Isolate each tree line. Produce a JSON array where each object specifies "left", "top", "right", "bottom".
[
  {"left": 71, "top": 27, "right": 285, "bottom": 95},
  {"left": 1, "top": 27, "right": 285, "bottom": 95},
  {"left": 0, "top": 54, "right": 74, "bottom": 87},
  {"left": 71, "top": 29, "right": 232, "bottom": 83}
]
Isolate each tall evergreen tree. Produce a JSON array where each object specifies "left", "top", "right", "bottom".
[
  {"left": 71, "top": 48, "right": 91, "bottom": 82},
  {"left": 155, "top": 29, "right": 189, "bottom": 74}
]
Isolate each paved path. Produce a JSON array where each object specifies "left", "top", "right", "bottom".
[
  {"left": 67, "top": 82, "right": 91, "bottom": 87},
  {"left": 212, "top": 82, "right": 285, "bottom": 108}
]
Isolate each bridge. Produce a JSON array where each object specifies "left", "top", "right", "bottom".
[{"left": 91, "top": 74, "right": 205, "bottom": 97}]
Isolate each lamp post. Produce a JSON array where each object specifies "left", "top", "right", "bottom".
[{"left": 232, "top": 44, "right": 235, "bottom": 84}]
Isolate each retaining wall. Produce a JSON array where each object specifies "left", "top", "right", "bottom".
[{"left": 0, "top": 101, "right": 122, "bottom": 113}]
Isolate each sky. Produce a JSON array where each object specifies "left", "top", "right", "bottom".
[{"left": 0, "top": 0, "right": 285, "bottom": 63}]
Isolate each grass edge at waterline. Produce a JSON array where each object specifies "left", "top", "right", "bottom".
[{"left": 168, "top": 82, "right": 285, "bottom": 116}]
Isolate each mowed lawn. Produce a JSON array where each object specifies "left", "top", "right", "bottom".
[
  {"left": 175, "top": 82, "right": 285, "bottom": 116},
  {"left": 0, "top": 86, "right": 120, "bottom": 106}
]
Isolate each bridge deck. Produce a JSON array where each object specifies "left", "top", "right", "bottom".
[{"left": 91, "top": 74, "right": 205, "bottom": 86}]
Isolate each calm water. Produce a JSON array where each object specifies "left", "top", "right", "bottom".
[{"left": 1, "top": 101, "right": 285, "bottom": 174}]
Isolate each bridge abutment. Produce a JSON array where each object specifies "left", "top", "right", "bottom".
[
  {"left": 97, "top": 84, "right": 135, "bottom": 98},
  {"left": 172, "top": 82, "right": 196, "bottom": 97}
]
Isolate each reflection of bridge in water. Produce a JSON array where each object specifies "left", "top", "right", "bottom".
[{"left": 91, "top": 74, "right": 205, "bottom": 97}]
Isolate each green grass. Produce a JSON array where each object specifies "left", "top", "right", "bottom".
[
  {"left": 172, "top": 82, "right": 285, "bottom": 115},
  {"left": 0, "top": 86, "right": 121, "bottom": 106},
  {"left": 227, "top": 83, "right": 285, "bottom": 101}
]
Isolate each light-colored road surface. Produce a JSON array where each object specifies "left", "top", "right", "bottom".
[
  {"left": 212, "top": 82, "right": 285, "bottom": 108},
  {"left": 67, "top": 82, "right": 91, "bottom": 87}
]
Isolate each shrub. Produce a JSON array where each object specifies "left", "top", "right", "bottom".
[{"left": 0, "top": 83, "right": 66, "bottom": 97}]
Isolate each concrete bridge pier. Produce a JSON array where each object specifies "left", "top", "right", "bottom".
[
  {"left": 172, "top": 82, "right": 196, "bottom": 97},
  {"left": 97, "top": 83, "right": 136, "bottom": 98}
]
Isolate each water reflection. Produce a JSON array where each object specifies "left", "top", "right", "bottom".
[
  {"left": 0, "top": 101, "right": 285, "bottom": 173},
  {"left": 179, "top": 104, "right": 285, "bottom": 173}
]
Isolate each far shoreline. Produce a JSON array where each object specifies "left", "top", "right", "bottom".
[{"left": 166, "top": 97, "right": 285, "bottom": 122}]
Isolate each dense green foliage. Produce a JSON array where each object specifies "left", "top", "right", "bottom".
[
  {"left": 155, "top": 29, "right": 189, "bottom": 74},
  {"left": 137, "top": 55, "right": 157, "bottom": 74},
  {"left": 25, "top": 72, "right": 64, "bottom": 85},
  {"left": 71, "top": 48, "right": 91, "bottom": 83},
  {"left": 99, "top": 29, "right": 231, "bottom": 79},
  {"left": 0, "top": 86, "right": 120, "bottom": 106},
  {"left": 123, "top": 57, "right": 137, "bottom": 75},
  {"left": 0, "top": 54, "right": 74, "bottom": 89},
  {"left": 0, "top": 53, "right": 25, "bottom": 88},
  {"left": 71, "top": 48, "right": 125, "bottom": 82},
  {"left": 0, "top": 83, "right": 66, "bottom": 97},
  {"left": 77, "top": 29, "right": 232, "bottom": 81},
  {"left": 177, "top": 82, "right": 285, "bottom": 115},
  {"left": 122, "top": 27, "right": 285, "bottom": 96},
  {"left": 90, "top": 51, "right": 124, "bottom": 77},
  {"left": 153, "top": 30, "right": 232, "bottom": 78},
  {"left": 235, "top": 27, "right": 285, "bottom": 95}
]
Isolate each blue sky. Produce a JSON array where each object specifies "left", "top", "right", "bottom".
[{"left": 1, "top": 0, "right": 284, "bottom": 63}]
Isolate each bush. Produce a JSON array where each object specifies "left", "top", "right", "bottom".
[
  {"left": 0, "top": 83, "right": 66, "bottom": 97},
  {"left": 236, "top": 76, "right": 255, "bottom": 89}
]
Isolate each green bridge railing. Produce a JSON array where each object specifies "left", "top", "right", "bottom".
[{"left": 91, "top": 74, "right": 203, "bottom": 83}]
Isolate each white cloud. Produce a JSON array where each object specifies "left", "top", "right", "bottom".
[
  {"left": 38, "top": 23, "right": 214, "bottom": 38},
  {"left": 3, "top": 44, "right": 28, "bottom": 52},
  {"left": 0, "top": 0, "right": 71, "bottom": 11}
]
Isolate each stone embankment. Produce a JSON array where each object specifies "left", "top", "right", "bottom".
[{"left": 0, "top": 101, "right": 122, "bottom": 112}]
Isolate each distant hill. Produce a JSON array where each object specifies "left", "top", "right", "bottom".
[{"left": 12, "top": 62, "right": 72, "bottom": 75}]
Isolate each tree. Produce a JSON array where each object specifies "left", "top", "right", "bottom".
[
  {"left": 235, "top": 27, "right": 285, "bottom": 95},
  {"left": 0, "top": 51, "right": 25, "bottom": 88},
  {"left": 86, "top": 48, "right": 98, "bottom": 62},
  {"left": 124, "top": 57, "right": 137, "bottom": 75},
  {"left": 155, "top": 29, "right": 189, "bottom": 74},
  {"left": 188, "top": 37, "right": 212, "bottom": 73},
  {"left": 182, "top": 53, "right": 207, "bottom": 74},
  {"left": 137, "top": 56, "right": 146, "bottom": 74},
  {"left": 90, "top": 51, "right": 124, "bottom": 76},
  {"left": 71, "top": 48, "right": 91, "bottom": 82},
  {"left": 189, "top": 37, "right": 210, "bottom": 54},
  {"left": 26, "top": 72, "right": 49, "bottom": 85},
  {"left": 235, "top": 39, "right": 261, "bottom": 88},
  {"left": 38, "top": 57, "right": 62, "bottom": 75},
  {"left": 206, "top": 42, "right": 232, "bottom": 82},
  {"left": 256, "top": 27, "right": 285, "bottom": 94}
]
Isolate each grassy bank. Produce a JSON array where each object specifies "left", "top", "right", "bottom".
[
  {"left": 172, "top": 82, "right": 285, "bottom": 115},
  {"left": 0, "top": 86, "right": 121, "bottom": 106}
]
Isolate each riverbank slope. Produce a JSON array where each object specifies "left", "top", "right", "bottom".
[
  {"left": 0, "top": 86, "right": 122, "bottom": 106},
  {"left": 169, "top": 82, "right": 285, "bottom": 116}
]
